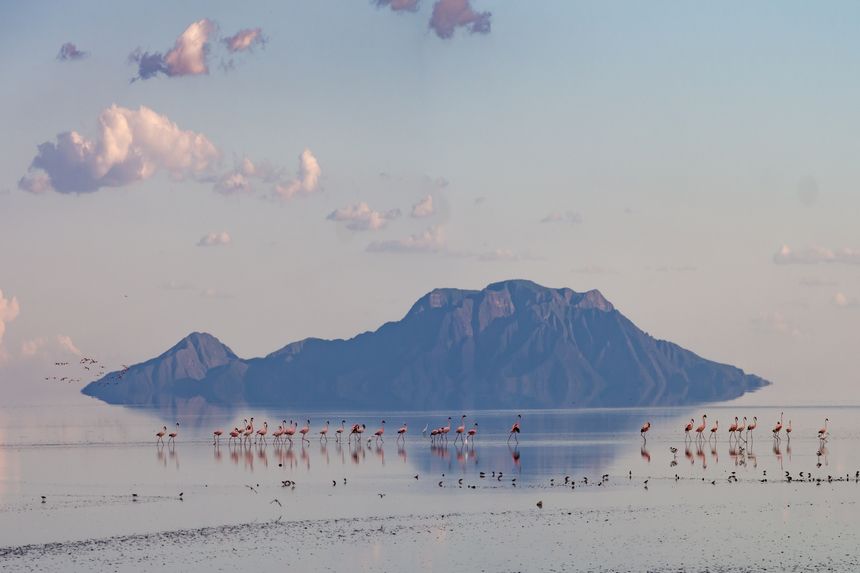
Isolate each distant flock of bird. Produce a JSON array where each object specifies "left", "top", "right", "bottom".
[
  {"left": 640, "top": 412, "right": 830, "bottom": 444},
  {"left": 155, "top": 414, "right": 524, "bottom": 446}
]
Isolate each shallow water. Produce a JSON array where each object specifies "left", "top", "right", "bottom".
[{"left": 1, "top": 396, "right": 858, "bottom": 571}]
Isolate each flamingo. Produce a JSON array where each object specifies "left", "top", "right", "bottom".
[
  {"left": 213, "top": 429, "right": 223, "bottom": 445},
  {"left": 695, "top": 415, "right": 707, "bottom": 441},
  {"left": 684, "top": 418, "right": 694, "bottom": 441},
  {"left": 728, "top": 416, "right": 739, "bottom": 441},
  {"left": 156, "top": 425, "right": 167, "bottom": 445},
  {"left": 299, "top": 420, "right": 311, "bottom": 445},
  {"left": 167, "top": 422, "right": 179, "bottom": 444},
  {"left": 229, "top": 427, "right": 240, "bottom": 444},
  {"left": 746, "top": 416, "right": 757, "bottom": 442},
  {"left": 454, "top": 415, "right": 467, "bottom": 443},
  {"left": 429, "top": 427, "right": 440, "bottom": 443},
  {"left": 256, "top": 421, "right": 268, "bottom": 445},
  {"left": 818, "top": 418, "right": 829, "bottom": 441},
  {"left": 335, "top": 420, "right": 346, "bottom": 442},
  {"left": 319, "top": 420, "right": 330, "bottom": 441},
  {"left": 640, "top": 422, "right": 651, "bottom": 442},
  {"left": 272, "top": 420, "right": 285, "bottom": 444},
  {"left": 772, "top": 412, "right": 783, "bottom": 441},
  {"left": 440, "top": 417, "right": 452, "bottom": 442},
  {"left": 243, "top": 418, "right": 255, "bottom": 445},
  {"left": 284, "top": 420, "right": 297, "bottom": 445},
  {"left": 737, "top": 417, "right": 748, "bottom": 442},
  {"left": 709, "top": 419, "right": 719, "bottom": 441},
  {"left": 507, "top": 414, "right": 522, "bottom": 444},
  {"left": 374, "top": 420, "right": 386, "bottom": 443},
  {"left": 397, "top": 422, "right": 408, "bottom": 441},
  {"left": 785, "top": 419, "right": 792, "bottom": 440},
  {"left": 467, "top": 422, "right": 478, "bottom": 441}
]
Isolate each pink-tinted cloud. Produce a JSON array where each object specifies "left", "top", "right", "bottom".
[
  {"left": 411, "top": 194, "right": 434, "bottom": 218},
  {"left": 367, "top": 225, "right": 447, "bottom": 254},
  {"left": 327, "top": 202, "right": 401, "bottom": 231},
  {"left": 429, "top": 0, "right": 491, "bottom": 39},
  {"left": 274, "top": 149, "right": 321, "bottom": 199},
  {"left": 376, "top": 0, "right": 420, "bottom": 12},
  {"left": 18, "top": 105, "right": 219, "bottom": 194},
  {"left": 223, "top": 28, "right": 265, "bottom": 52},
  {"left": 773, "top": 245, "right": 860, "bottom": 265},
  {"left": 57, "top": 42, "right": 88, "bottom": 61},
  {"left": 0, "top": 289, "right": 20, "bottom": 348},
  {"left": 197, "top": 231, "right": 232, "bottom": 247},
  {"left": 130, "top": 19, "right": 215, "bottom": 80}
]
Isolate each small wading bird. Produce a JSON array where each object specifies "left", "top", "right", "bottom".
[
  {"left": 508, "top": 414, "right": 522, "bottom": 444},
  {"left": 640, "top": 421, "right": 651, "bottom": 442},
  {"left": 167, "top": 422, "right": 179, "bottom": 444}
]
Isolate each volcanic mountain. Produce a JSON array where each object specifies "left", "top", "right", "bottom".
[{"left": 82, "top": 280, "right": 769, "bottom": 409}]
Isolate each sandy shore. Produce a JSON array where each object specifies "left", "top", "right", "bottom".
[{"left": 3, "top": 483, "right": 859, "bottom": 573}]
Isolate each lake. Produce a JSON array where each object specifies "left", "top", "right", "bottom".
[{"left": 1, "top": 395, "right": 859, "bottom": 571}]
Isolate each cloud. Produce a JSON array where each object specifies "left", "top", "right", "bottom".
[
  {"left": 19, "top": 105, "right": 219, "bottom": 194},
  {"left": 212, "top": 157, "right": 284, "bottom": 194},
  {"left": 327, "top": 202, "right": 401, "bottom": 231},
  {"left": 274, "top": 149, "right": 321, "bottom": 199},
  {"left": 477, "top": 249, "right": 539, "bottom": 262},
  {"left": 20, "top": 337, "right": 46, "bottom": 357},
  {"left": 376, "top": 0, "right": 420, "bottom": 12},
  {"left": 411, "top": 194, "right": 434, "bottom": 218},
  {"left": 57, "top": 335, "right": 82, "bottom": 356},
  {"left": 833, "top": 292, "right": 859, "bottom": 308},
  {"left": 367, "top": 225, "right": 447, "bottom": 254},
  {"left": 57, "top": 42, "right": 88, "bottom": 61},
  {"left": 430, "top": 0, "right": 491, "bottom": 39},
  {"left": 751, "top": 311, "right": 802, "bottom": 338},
  {"left": 197, "top": 231, "right": 232, "bottom": 247},
  {"left": 129, "top": 19, "right": 215, "bottom": 81},
  {"left": 541, "top": 211, "right": 583, "bottom": 225},
  {"left": 0, "top": 289, "right": 21, "bottom": 348},
  {"left": 223, "top": 28, "right": 265, "bottom": 52},
  {"left": 20, "top": 335, "right": 81, "bottom": 359},
  {"left": 773, "top": 245, "right": 860, "bottom": 265}
]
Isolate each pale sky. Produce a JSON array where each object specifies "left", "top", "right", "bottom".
[{"left": 2, "top": 1, "right": 859, "bottom": 405}]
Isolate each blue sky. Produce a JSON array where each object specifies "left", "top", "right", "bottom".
[{"left": 2, "top": 1, "right": 859, "bottom": 403}]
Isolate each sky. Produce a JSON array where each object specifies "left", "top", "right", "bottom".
[{"left": 1, "top": 1, "right": 859, "bottom": 405}]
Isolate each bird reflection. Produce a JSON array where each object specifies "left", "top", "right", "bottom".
[
  {"left": 640, "top": 444, "right": 650, "bottom": 463},
  {"left": 213, "top": 444, "right": 223, "bottom": 463},
  {"left": 509, "top": 444, "right": 521, "bottom": 472},
  {"left": 319, "top": 442, "right": 330, "bottom": 465},
  {"left": 156, "top": 444, "right": 166, "bottom": 467},
  {"left": 685, "top": 445, "right": 694, "bottom": 465},
  {"left": 773, "top": 441, "right": 783, "bottom": 470},
  {"left": 397, "top": 442, "right": 407, "bottom": 463},
  {"left": 695, "top": 443, "right": 706, "bottom": 469}
]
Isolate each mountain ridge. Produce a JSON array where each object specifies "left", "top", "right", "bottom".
[{"left": 82, "top": 279, "right": 769, "bottom": 409}]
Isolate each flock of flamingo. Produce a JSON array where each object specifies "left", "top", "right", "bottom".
[
  {"left": 155, "top": 414, "right": 524, "bottom": 447},
  {"left": 640, "top": 412, "right": 830, "bottom": 444}
]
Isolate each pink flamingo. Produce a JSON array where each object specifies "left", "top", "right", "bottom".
[
  {"left": 319, "top": 420, "right": 330, "bottom": 441},
  {"left": 243, "top": 418, "right": 255, "bottom": 445},
  {"left": 167, "top": 422, "right": 179, "bottom": 444},
  {"left": 256, "top": 421, "right": 268, "bottom": 445},
  {"left": 695, "top": 415, "right": 707, "bottom": 441},
  {"left": 299, "top": 420, "right": 311, "bottom": 445},
  {"left": 785, "top": 419, "right": 792, "bottom": 440},
  {"left": 684, "top": 418, "right": 694, "bottom": 441},
  {"left": 728, "top": 417, "right": 739, "bottom": 441},
  {"left": 440, "top": 417, "right": 452, "bottom": 442},
  {"left": 772, "top": 412, "right": 783, "bottom": 441},
  {"left": 374, "top": 420, "right": 386, "bottom": 443},
  {"left": 228, "top": 427, "right": 240, "bottom": 444},
  {"left": 746, "top": 416, "right": 757, "bottom": 442},
  {"left": 454, "top": 415, "right": 467, "bottom": 443},
  {"left": 213, "top": 429, "right": 223, "bottom": 446},
  {"left": 429, "top": 427, "right": 440, "bottom": 443},
  {"left": 507, "top": 414, "right": 521, "bottom": 444},
  {"left": 272, "top": 420, "right": 285, "bottom": 444},
  {"left": 155, "top": 425, "right": 167, "bottom": 445},
  {"left": 818, "top": 418, "right": 829, "bottom": 441},
  {"left": 284, "top": 420, "right": 297, "bottom": 445},
  {"left": 737, "top": 417, "right": 748, "bottom": 442},
  {"left": 467, "top": 422, "right": 478, "bottom": 441},
  {"left": 396, "top": 422, "right": 407, "bottom": 442},
  {"left": 709, "top": 419, "right": 719, "bottom": 441},
  {"left": 335, "top": 420, "right": 346, "bottom": 442},
  {"left": 640, "top": 421, "right": 651, "bottom": 442}
]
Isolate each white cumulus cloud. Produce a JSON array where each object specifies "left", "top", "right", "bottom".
[
  {"left": 327, "top": 202, "right": 401, "bottom": 231},
  {"left": 19, "top": 105, "right": 219, "bottom": 194},
  {"left": 274, "top": 149, "right": 321, "bottom": 199},
  {"left": 130, "top": 19, "right": 215, "bottom": 80},
  {"left": 411, "top": 194, "right": 434, "bottom": 218}
]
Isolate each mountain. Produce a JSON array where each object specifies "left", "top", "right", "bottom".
[{"left": 82, "top": 280, "right": 769, "bottom": 409}]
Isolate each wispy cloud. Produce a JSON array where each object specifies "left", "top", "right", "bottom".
[
  {"left": 197, "top": 231, "right": 232, "bottom": 247},
  {"left": 376, "top": 0, "right": 420, "bottom": 12},
  {"left": 367, "top": 225, "right": 447, "bottom": 254},
  {"left": 833, "top": 292, "right": 859, "bottom": 308},
  {"left": 751, "top": 311, "right": 802, "bottom": 338},
  {"left": 0, "top": 289, "right": 20, "bottom": 349},
  {"left": 18, "top": 105, "right": 219, "bottom": 194},
  {"left": 57, "top": 42, "right": 88, "bottom": 61},
  {"left": 773, "top": 245, "right": 860, "bottom": 265},
  {"left": 130, "top": 19, "right": 215, "bottom": 81},
  {"left": 223, "top": 28, "right": 265, "bottom": 52},
  {"left": 541, "top": 211, "right": 583, "bottom": 225},
  {"left": 410, "top": 194, "right": 434, "bottom": 218},
  {"left": 327, "top": 202, "right": 401, "bottom": 231}
]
